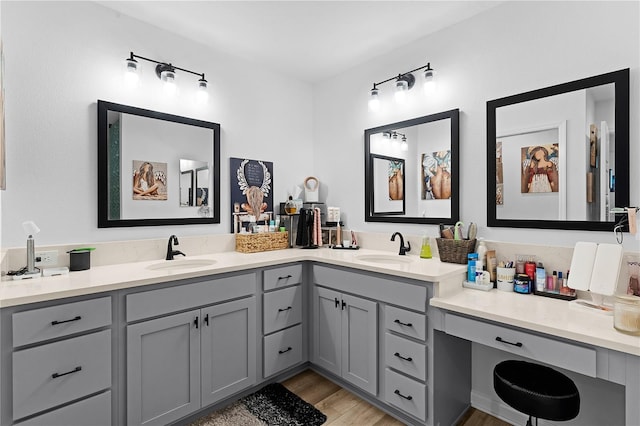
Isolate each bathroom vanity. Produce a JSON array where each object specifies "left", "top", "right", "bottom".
[{"left": 0, "top": 248, "right": 637, "bottom": 426}]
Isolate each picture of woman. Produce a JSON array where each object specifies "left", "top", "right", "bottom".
[
  {"left": 132, "top": 160, "right": 167, "bottom": 200},
  {"left": 422, "top": 150, "right": 452, "bottom": 200},
  {"left": 521, "top": 144, "right": 559, "bottom": 193}
]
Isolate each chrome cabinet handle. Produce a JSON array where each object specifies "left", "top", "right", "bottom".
[
  {"left": 495, "top": 336, "right": 522, "bottom": 347},
  {"left": 51, "top": 316, "right": 81, "bottom": 326},
  {"left": 394, "top": 389, "right": 413, "bottom": 400},
  {"left": 52, "top": 366, "right": 82, "bottom": 379},
  {"left": 394, "top": 352, "right": 413, "bottom": 362},
  {"left": 394, "top": 319, "right": 413, "bottom": 327}
]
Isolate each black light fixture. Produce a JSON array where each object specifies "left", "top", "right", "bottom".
[
  {"left": 124, "top": 52, "right": 208, "bottom": 100},
  {"left": 368, "top": 62, "right": 436, "bottom": 110},
  {"left": 382, "top": 131, "right": 408, "bottom": 151}
]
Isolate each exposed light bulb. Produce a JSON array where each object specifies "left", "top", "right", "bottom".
[
  {"left": 391, "top": 133, "right": 400, "bottom": 149},
  {"left": 368, "top": 87, "right": 380, "bottom": 111},
  {"left": 401, "top": 136, "right": 408, "bottom": 151},
  {"left": 196, "top": 77, "right": 209, "bottom": 103}
]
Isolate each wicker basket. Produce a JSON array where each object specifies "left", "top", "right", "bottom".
[
  {"left": 236, "top": 232, "right": 289, "bottom": 253},
  {"left": 436, "top": 238, "right": 477, "bottom": 264}
]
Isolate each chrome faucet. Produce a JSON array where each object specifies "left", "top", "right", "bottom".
[
  {"left": 166, "top": 235, "right": 186, "bottom": 260},
  {"left": 391, "top": 232, "right": 411, "bottom": 256}
]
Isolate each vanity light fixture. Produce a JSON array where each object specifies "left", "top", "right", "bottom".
[
  {"left": 383, "top": 131, "right": 408, "bottom": 151},
  {"left": 124, "top": 52, "right": 208, "bottom": 99},
  {"left": 368, "top": 62, "right": 436, "bottom": 110}
]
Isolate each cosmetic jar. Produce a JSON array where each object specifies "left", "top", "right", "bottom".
[
  {"left": 613, "top": 295, "right": 640, "bottom": 335},
  {"left": 513, "top": 274, "right": 531, "bottom": 294}
]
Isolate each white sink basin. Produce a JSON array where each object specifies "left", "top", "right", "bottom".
[
  {"left": 354, "top": 254, "right": 413, "bottom": 265},
  {"left": 146, "top": 259, "right": 217, "bottom": 271}
]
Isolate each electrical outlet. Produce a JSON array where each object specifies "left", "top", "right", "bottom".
[{"left": 35, "top": 250, "right": 58, "bottom": 266}]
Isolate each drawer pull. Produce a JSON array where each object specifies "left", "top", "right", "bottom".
[
  {"left": 335, "top": 297, "right": 340, "bottom": 308},
  {"left": 194, "top": 316, "right": 199, "bottom": 329},
  {"left": 51, "top": 316, "right": 82, "bottom": 326},
  {"left": 204, "top": 313, "right": 209, "bottom": 326},
  {"left": 394, "top": 352, "right": 413, "bottom": 362},
  {"left": 278, "top": 274, "right": 293, "bottom": 280},
  {"left": 394, "top": 319, "right": 413, "bottom": 327},
  {"left": 278, "top": 347, "right": 292, "bottom": 354},
  {"left": 341, "top": 300, "right": 346, "bottom": 310},
  {"left": 51, "top": 366, "right": 82, "bottom": 379},
  {"left": 278, "top": 306, "right": 292, "bottom": 312},
  {"left": 495, "top": 336, "right": 522, "bottom": 347},
  {"left": 394, "top": 389, "right": 413, "bottom": 401}
]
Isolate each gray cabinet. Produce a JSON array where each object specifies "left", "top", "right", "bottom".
[
  {"left": 127, "top": 296, "right": 257, "bottom": 426},
  {"left": 201, "top": 297, "right": 256, "bottom": 406},
  {"left": 127, "top": 310, "right": 200, "bottom": 426},
  {"left": 312, "top": 286, "right": 378, "bottom": 395}
]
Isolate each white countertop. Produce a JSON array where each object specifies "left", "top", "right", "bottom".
[
  {"left": 0, "top": 248, "right": 466, "bottom": 308},
  {"left": 431, "top": 289, "right": 640, "bottom": 357}
]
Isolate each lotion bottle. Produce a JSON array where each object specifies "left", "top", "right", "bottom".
[
  {"left": 476, "top": 238, "right": 487, "bottom": 270},
  {"left": 535, "top": 263, "right": 546, "bottom": 292}
]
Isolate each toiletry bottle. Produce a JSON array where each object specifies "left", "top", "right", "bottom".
[
  {"left": 552, "top": 271, "right": 557, "bottom": 290},
  {"left": 557, "top": 271, "right": 563, "bottom": 292},
  {"left": 476, "top": 238, "right": 487, "bottom": 269},
  {"left": 467, "top": 253, "right": 478, "bottom": 282},
  {"left": 420, "top": 234, "right": 432, "bottom": 259},
  {"left": 535, "top": 263, "right": 546, "bottom": 292},
  {"left": 525, "top": 258, "right": 536, "bottom": 282}
]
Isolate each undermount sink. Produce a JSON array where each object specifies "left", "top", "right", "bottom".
[
  {"left": 354, "top": 254, "right": 413, "bottom": 265},
  {"left": 146, "top": 258, "right": 217, "bottom": 271}
]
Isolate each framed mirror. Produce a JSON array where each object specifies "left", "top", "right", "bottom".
[
  {"left": 487, "top": 69, "right": 629, "bottom": 231},
  {"left": 365, "top": 109, "right": 460, "bottom": 224},
  {"left": 97, "top": 100, "right": 220, "bottom": 227}
]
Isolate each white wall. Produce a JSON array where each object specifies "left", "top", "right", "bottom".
[
  {"left": 313, "top": 0, "right": 640, "bottom": 251},
  {"left": 1, "top": 1, "right": 314, "bottom": 247}
]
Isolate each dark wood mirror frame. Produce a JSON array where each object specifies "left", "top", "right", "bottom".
[
  {"left": 97, "top": 100, "right": 220, "bottom": 228},
  {"left": 364, "top": 109, "right": 460, "bottom": 225},
  {"left": 487, "top": 69, "right": 629, "bottom": 231}
]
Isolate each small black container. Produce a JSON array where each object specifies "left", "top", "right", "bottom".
[{"left": 69, "top": 250, "right": 91, "bottom": 271}]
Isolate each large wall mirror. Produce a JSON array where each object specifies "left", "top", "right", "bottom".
[
  {"left": 365, "top": 109, "right": 460, "bottom": 224},
  {"left": 97, "top": 100, "right": 220, "bottom": 227},
  {"left": 487, "top": 69, "right": 629, "bottom": 231}
]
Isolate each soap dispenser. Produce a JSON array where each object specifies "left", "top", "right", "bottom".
[{"left": 420, "top": 232, "right": 432, "bottom": 259}]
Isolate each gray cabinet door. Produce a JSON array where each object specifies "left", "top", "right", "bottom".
[
  {"left": 201, "top": 297, "right": 256, "bottom": 407},
  {"left": 127, "top": 310, "right": 200, "bottom": 426},
  {"left": 341, "top": 294, "right": 378, "bottom": 395},
  {"left": 312, "top": 286, "right": 341, "bottom": 376}
]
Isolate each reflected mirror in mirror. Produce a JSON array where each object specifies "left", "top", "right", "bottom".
[
  {"left": 98, "top": 100, "right": 220, "bottom": 227},
  {"left": 365, "top": 109, "right": 459, "bottom": 224},
  {"left": 487, "top": 69, "right": 629, "bottom": 231}
]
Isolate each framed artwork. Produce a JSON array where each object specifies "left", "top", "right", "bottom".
[
  {"left": 371, "top": 154, "right": 405, "bottom": 215},
  {"left": 520, "top": 144, "right": 559, "bottom": 193},
  {"left": 132, "top": 160, "right": 167, "bottom": 200},
  {"left": 230, "top": 157, "right": 273, "bottom": 232},
  {"left": 421, "top": 150, "right": 451, "bottom": 200}
]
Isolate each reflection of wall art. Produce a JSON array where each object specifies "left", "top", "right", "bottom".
[
  {"left": 132, "top": 160, "right": 167, "bottom": 200},
  {"left": 230, "top": 157, "right": 273, "bottom": 232},
  {"left": 371, "top": 155, "right": 405, "bottom": 215},
  {"left": 496, "top": 141, "right": 503, "bottom": 205},
  {"left": 421, "top": 150, "right": 451, "bottom": 200},
  {"left": 589, "top": 124, "right": 597, "bottom": 168},
  {"left": 521, "top": 144, "right": 559, "bottom": 193}
]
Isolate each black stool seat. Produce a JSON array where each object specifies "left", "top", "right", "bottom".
[{"left": 494, "top": 360, "right": 580, "bottom": 422}]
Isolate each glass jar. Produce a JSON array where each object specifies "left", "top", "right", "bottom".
[
  {"left": 613, "top": 295, "right": 640, "bottom": 335},
  {"left": 284, "top": 196, "right": 297, "bottom": 214}
]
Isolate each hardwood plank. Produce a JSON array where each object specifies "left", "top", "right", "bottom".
[
  {"left": 326, "top": 398, "right": 388, "bottom": 426},
  {"left": 371, "top": 413, "right": 406, "bottom": 426}
]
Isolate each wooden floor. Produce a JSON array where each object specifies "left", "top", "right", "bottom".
[{"left": 282, "top": 369, "right": 510, "bottom": 426}]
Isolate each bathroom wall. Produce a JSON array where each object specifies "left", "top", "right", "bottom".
[
  {"left": 313, "top": 1, "right": 640, "bottom": 251},
  {"left": 0, "top": 1, "right": 314, "bottom": 247}
]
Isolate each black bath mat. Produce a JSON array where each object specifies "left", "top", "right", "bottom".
[{"left": 190, "top": 383, "right": 327, "bottom": 426}]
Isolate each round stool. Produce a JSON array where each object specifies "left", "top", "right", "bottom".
[{"left": 493, "top": 360, "right": 580, "bottom": 426}]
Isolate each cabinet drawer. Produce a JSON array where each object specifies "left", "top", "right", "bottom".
[
  {"left": 13, "top": 330, "right": 112, "bottom": 420},
  {"left": 385, "top": 333, "right": 426, "bottom": 381},
  {"left": 263, "top": 264, "right": 303, "bottom": 290},
  {"left": 384, "top": 368, "right": 426, "bottom": 422},
  {"left": 263, "top": 285, "right": 302, "bottom": 334},
  {"left": 264, "top": 324, "right": 303, "bottom": 377},
  {"left": 13, "top": 296, "right": 111, "bottom": 347},
  {"left": 385, "top": 305, "right": 426, "bottom": 341},
  {"left": 127, "top": 273, "right": 256, "bottom": 322},
  {"left": 445, "top": 313, "right": 597, "bottom": 377},
  {"left": 17, "top": 391, "right": 111, "bottom": 426}
]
